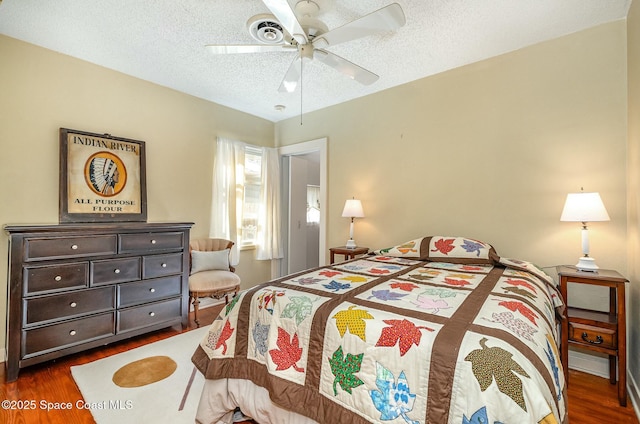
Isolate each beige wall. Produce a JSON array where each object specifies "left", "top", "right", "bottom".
[
  {"left": 627, "top": 0, "right": 640, "bottom": 405},
  {"left": 0, "top": 35, "right": 274, "bottom": 355},
  {"left": 277, "top": 21, "right": 628, "bottom": 277}
]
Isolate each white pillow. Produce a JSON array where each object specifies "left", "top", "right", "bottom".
[{"left": 190, "top": 249, "right": 230, "bottom": 274}]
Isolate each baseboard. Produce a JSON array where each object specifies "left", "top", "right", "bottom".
[
  {"left": 189, "top": 297, "right": 224, "bottom": 311},
  {"left": 0, "top": 348, "right": 5, "bottom": 363},
  {"left": 629, "top": 372, "right": 640, "bottom": 419},
  {"left": 568, "top": 350, "right": 609, "bottom": 378}
]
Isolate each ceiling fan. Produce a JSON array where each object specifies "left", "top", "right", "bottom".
[{"left": 206, "top": 0, "right": 406, "bottom": 93}]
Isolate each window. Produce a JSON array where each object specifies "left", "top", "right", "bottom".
[
  {"left": 307, "top": 185, "right": 320, "bottom": 224},
  {"left": 212, "top": 137, "right": 280, "bottom": 260},
  {"left": 240, "top": 146, "right": 262, "bottom": 248}
]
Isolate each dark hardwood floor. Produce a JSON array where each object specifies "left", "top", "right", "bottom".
[
  {"left": 0, "top": 304, "right": 637, "bottom": 424},
  {"left": 0, "top": 305, "right": 224, "bottom": 424},
  {"left": 567, "top": 368, "right": 638, "bottom": 423}
]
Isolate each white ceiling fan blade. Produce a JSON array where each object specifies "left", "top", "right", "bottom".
[
  {"left": 262, "top": 0, "right": 308, "bottom": 45},
  {"left": 313, "top": 49, "right": 379, "bottom": 86},
  {"left": 313, "top": 3, "right": 406, "bottom": 49},
  {"left": 278, "top": 54, "right": 302, "bottom": 93},
  {"left": 206, "top": 44, "right": 296, "bottom": 54}
]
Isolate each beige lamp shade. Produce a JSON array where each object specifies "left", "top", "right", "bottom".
[
  {"left": 560, "top": 191, "right": 609, "bottom": 272},
  {"left": 342, "top": 199, "right": 365, "bottom": 218},
  {"left": 342, "top": 199, "right": 364, "bottom": 248},
  {"left": 560, "top": 192, "right": 610, "bottom": 222}
]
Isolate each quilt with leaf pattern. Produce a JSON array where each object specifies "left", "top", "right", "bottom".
[{"left": 192, "top": 236, "right": 567, "bottom": 424}]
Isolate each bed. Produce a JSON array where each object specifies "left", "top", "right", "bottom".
[{"left": 191, "top": 236, "right": 567, "bottom": 424}]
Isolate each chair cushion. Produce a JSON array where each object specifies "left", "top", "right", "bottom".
[
  {"left": 190, "top": 249, "right": 230, "bottom": 274},
  {"left": 189, "top": 270, "right": 241, "bottom": 292}
]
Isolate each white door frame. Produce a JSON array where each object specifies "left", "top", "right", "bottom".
[{"left": 278, "top": 138, "right": 327, "bottom": 276}]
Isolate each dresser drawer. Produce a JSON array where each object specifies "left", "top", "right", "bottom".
[
  {"left": 24, "top": 287, "right": 115, "bottom": 326},
  {"left": 24, "top": 262, "right": 89, "bottom": 295},
  {"left": 142, "top": 253, "right": 183, "bottom": 279},
  {"left": 119, "top": 232, "right": 185, "bottom": 254},
  {"left": 117, "top": 276, "right": 182, "bottom": 308},
  {"left": 117, "top": 298, "right": 182, "bottom": 332},
  {"left": 569, "top": 322, "right": 616, "bottom": 350},
  {"left": 25, "top": 235, "right": 117, "bottom": 261},
  {"left": 91, "top": 257, "right": 141, "bottom": 286},
  {"left": 23, "top": 312, "right": 115, "bottom": 357}
]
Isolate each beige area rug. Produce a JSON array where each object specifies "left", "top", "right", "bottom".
[{"left": 71, "top": 326, "right": 209, "bottom": 424}]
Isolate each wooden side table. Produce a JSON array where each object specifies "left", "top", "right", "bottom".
[
  {"left": 557, "top": 266, "right": 628, "bottom": 406},
  {"left": 329, "top": 246, "right": 369, "bottom": 264}
]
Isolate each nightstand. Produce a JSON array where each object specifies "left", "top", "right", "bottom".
[
  {"left": 329, "top": 246, "right": 369, "bottom": 264},
  {"left": 557, "top": 266, "right": 628, "bottom": 406}
]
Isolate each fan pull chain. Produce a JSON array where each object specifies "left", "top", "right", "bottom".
[{"left": 300, "top": 58, "right": 303, "bottom": 126}]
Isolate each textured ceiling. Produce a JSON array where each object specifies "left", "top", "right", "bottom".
[{"left": 0, "top": 0, "right": 631, "bottom": 122}]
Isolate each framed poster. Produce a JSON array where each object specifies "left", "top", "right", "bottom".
[{"left": 59, "top": 128, "right": 147, "bottom": 222}]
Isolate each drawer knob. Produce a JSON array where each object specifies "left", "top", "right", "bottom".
[
  {"left": 70, "top": 302, "right": 77, "bottom": 308},
  {"left": 151, "top": 239, "right": 157, "bottom": 244},
  {"left": 161, "top": 263, "right": 167, "bottom": 268},
  {"left": 55, "top": 275, "right": 62, "bottom": 282},
  {"left": 581, "top": 332, "right": 604, "bottom": 345},
  {"left": 69, "top": 330, "right": 77, "bottom": 336},
  {"left": 149, "top": 288, "right": 156, "bottom": 293},
  {"left": 114, "top": 269, "right": 121, "bottom": 274},
  {"left": 71, "top": 244, "right": 78, "bottom": 250},
  {"left": 149, "top": 312, "right": 155, "bottom": 317}
]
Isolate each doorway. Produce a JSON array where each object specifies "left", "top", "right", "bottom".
[{"left": 278, "top": 138, "right": 327, "bottom": 277}]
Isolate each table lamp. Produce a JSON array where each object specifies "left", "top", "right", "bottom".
[
  {"left": 560, "top": 190, "right": 610, "bottom": 272},
  {"left": 341, "top": 198, "right": 364, "bottom": 248}
]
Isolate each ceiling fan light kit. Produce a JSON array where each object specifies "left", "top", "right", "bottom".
[{"left": 206, "top": 1, "right": 406, "bottom": 93}]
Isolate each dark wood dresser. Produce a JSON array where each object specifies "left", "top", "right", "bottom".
[{"left": 4, "top": 222, "right": 193, "bottom": 381}]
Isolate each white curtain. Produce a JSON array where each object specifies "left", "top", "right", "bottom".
[
  {"left": 256, "top": 147, "right": 283, "bottom": 260},
  {"left": 210, "top": 137, "right": 245, "bottom": 266}
]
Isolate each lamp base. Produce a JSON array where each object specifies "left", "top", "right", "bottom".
[
  {"left": 345, "top": 239, "right": 357, "bottom": 249},
  {"left": 576, "top": 256, "right": 599, "bottom": 272}
]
